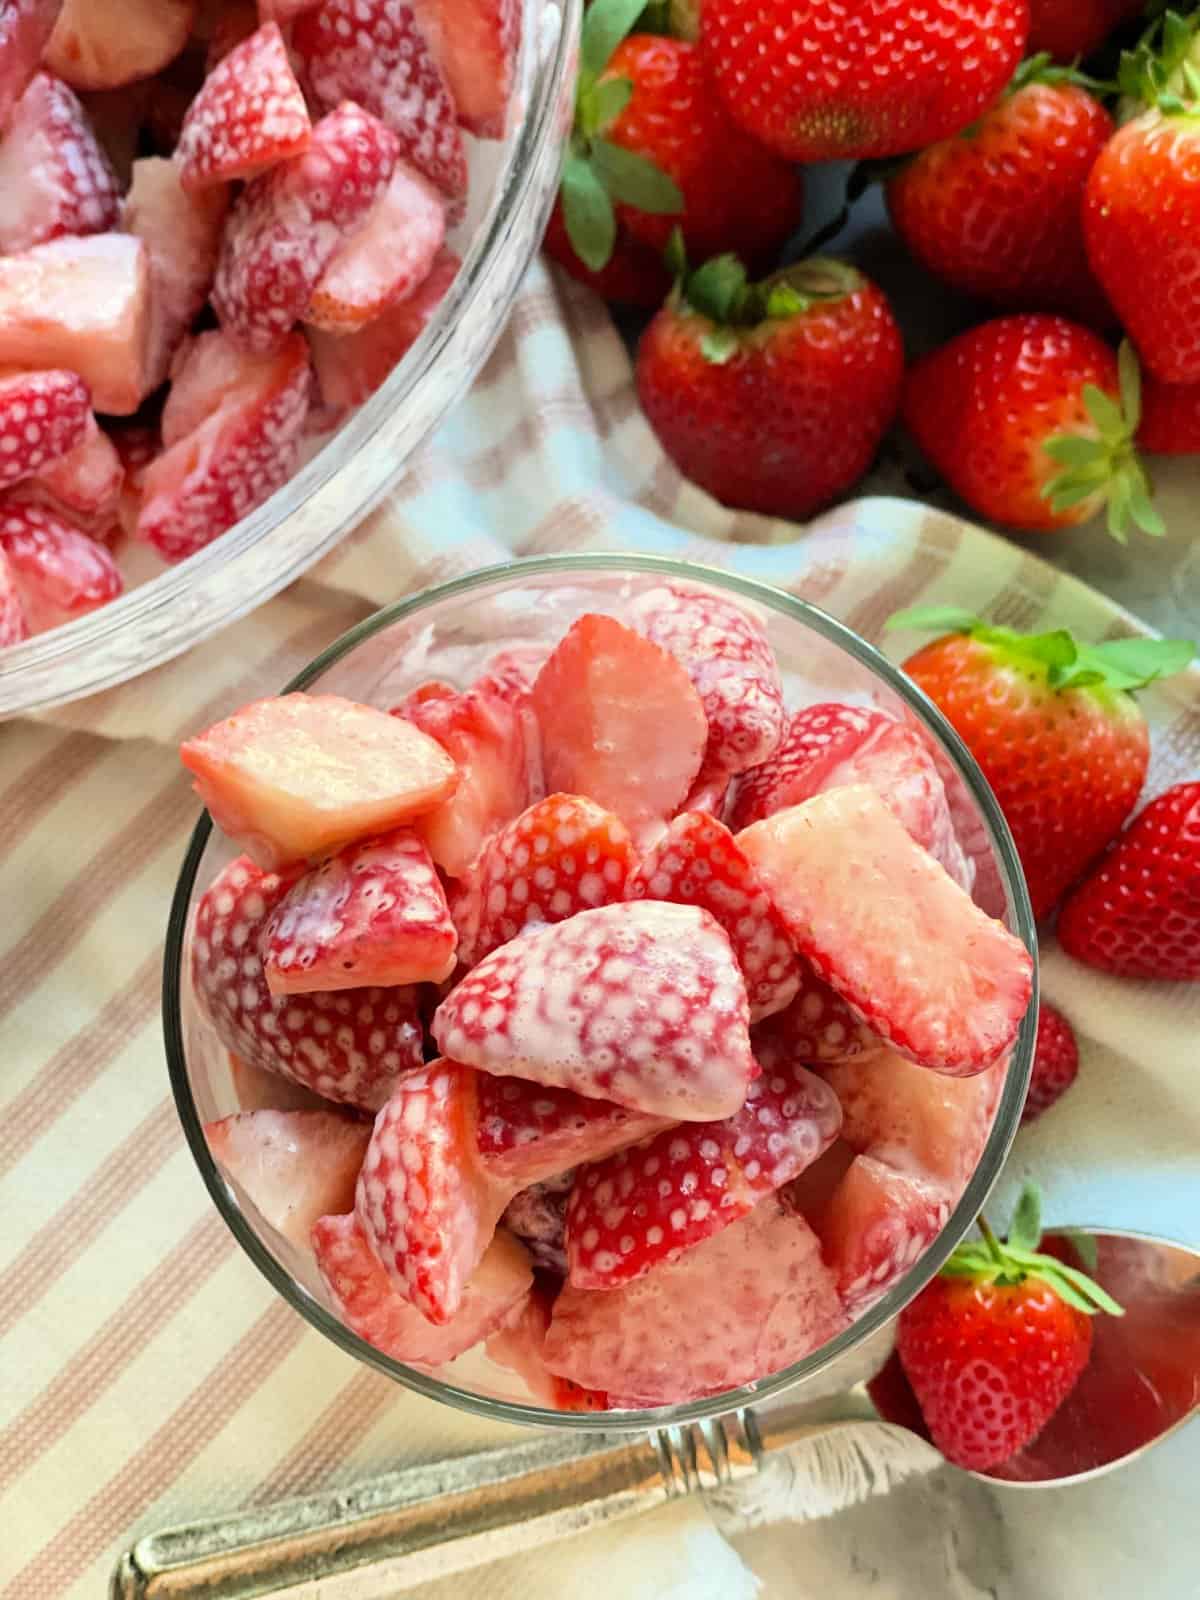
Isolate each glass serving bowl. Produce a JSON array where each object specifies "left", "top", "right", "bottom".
[
  {"left": 164, "top": 553, "right": 1037, "bottom": 1435},
  {"left": 0, "top": 0, "right": 578, "bottom": 719}
]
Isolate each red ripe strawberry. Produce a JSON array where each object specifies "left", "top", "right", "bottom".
[
  {"left": 636, "top": 255, "right": 904, "bottom": 521},
  {"left": 628, "top": 582, "right": 784, "bottom": 778},
  {"left": 410, "top": 0, "right": 518, "bottom": 140},
  {"left": 729, "top": 702, "right": 879, "bottom": 832},
  {"left": 814, "top": 1154, "right": 952, "bottom": 1318},
  {"left": 1028, "top": 0, "right": 1143, "bottom": 62},
  {"left": 262, "top": 828, "right": 457, "bottom": 995},
  {"left": 457, "top": 792, "right": 635, "bottom": 968},
  {"left": 0, "top": 369, "right": 90, "bottom": 490},
  {"left": 885, "top": 62, "right": 1113, "bottom": 324},
  {"left": 0, "top": 72, "right": 119, "bottom": 253},
  {"left": 293, "top": 0, "right": 467, "bottom": 217},
  {"left": 701, "top": 0, "right": 1029, "bottom": 164},
  {"left": 0, "top": 546, "right": 29, "bottom": 645},
  {"left": 176, "top": 21, "right": 311, "bottom": 193},
  {"left": 433, "top": 900, "right": 755, "bottom": 1121},
  {"left": 627, "top": 810, "right": 800, "bottom": 1022},
  {"left": 542, "top": 198, "right": 671, "bottom": 309},
  {"left": 565, "top": 1058, "right": 841, "bottom": 1290},
  {"left": 897, "top": 1182, "right": 1122, "bottom": 1470},
  {"left": 313, "top": 1212, "right": 532, "bottom": 1367},
  {"left": 13, "top": 413, "right": 123, "bottom": 537},
  {"left": 738, "top": 785, "right": 1033, "bottom": 1077},
  {"left": 903, "top": 318, "right": 1162, "bottom": 537},
  {"left": 1138, "top": 371, "right": 1200, "bottom": 454},
  {"left": 1057, "top": 781, "right": 1200, "bottom": 980},
  {"left": 137, "top": 328, "right": 311, "bottom": 561},
  {"left": 45, "top": 0, "right": 194, "bottom": 92},
  {"left": 228, "top": 1048, "right": 330, "bottom": 1114},
  {"left": 0, "top": 0, "right": 62, "bottom": 132},
  {"left": 891, "top": 606, "right": 1194, "bottom": 919},
  {"left": 213, "top": 102, "right": 400, "bottom": 355},
  {"left": 0, "top": 501, "right": 121, "bottom": 623},
  {"left": 204, "top": 1108, "right": 370, "bottom": 1247},
  {"left": 752, "top": 967, "right": 879, "bottom": 1066},
  {"left": 474, "top": 1076, "right": 670, "bottom": 1188},
  {"left": 190, "top": 854, "right": 426, "bottom": 1110},
  {"left": 1022, "top": 1001, "right": 1079, "bottom": 1122}
]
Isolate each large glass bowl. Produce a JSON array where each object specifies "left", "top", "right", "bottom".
[
  {"left": 0, "top": 0, "right": 578, "bottom": 719},
  {"left": 164, "top": 553, "right": 1037, "bottom": 1434}
]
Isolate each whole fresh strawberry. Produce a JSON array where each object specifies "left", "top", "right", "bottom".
[
  {"left": 1138, "top": 372, "right": 1200, "bottom": 454},
  {"left": 889, "top": 606, "right": 1195, "bottom": 919},
  {"left": 543, "top": 196, "right": 671, "bottom": 308},
  {"left": 885, "top": 57, "right": 1114, "bottom": 322},
  {"left": 1028, "top": 0, "right": 1143, "bottom": 62},
  {"left": 701, "top": 0, "right": 1029, "bottom": 163},
  {"left": 1021, "top": 1001, "right": 1079, "bottom": 1122},
  {"left": 1058, "top": 781, "right": 1200, "bottom": 979},
  {"left": 897, "top": 1182, "right": 1122, "bottom": 1470},
  {"left": 636, "top": 252, "right": 904, "bottom": 518},
  {"left": 1083, "top": 12, "right": 1200, "bottom": 384},
  {"left": 902, "top": 319, "right": 1161, "bottom": 538}
]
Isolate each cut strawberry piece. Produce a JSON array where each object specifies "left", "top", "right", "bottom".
[
  {"left": 565, "top": 1056, "right": 840, "bottom": 1290},
  {"left": 500, "top": 1173, "right": 572, "bottom": 1276},
  {"left": 123, "top": 157, "right": 230, "bottom": 390},
  {"left": 0, "top": 369, "right": 90, "bottom": 490},
  {"left": 530, "top": 614, "right": 707, "bottom": 838},
  {"left": 314, "top": 1212, "right": 532, "bottom": 1367},
  {"left": 458, "top": 792, "right": 634, "bottom": 968},
  {"left": 813, "top": 1153, "right": 952, "bottom": 1318},
  {"left": 181, "top": 691, "right": 458, "bottom": 869},
  {"left": 12, "top": 412, "right": 123, "bottom": 537},
  {"left": 307, "top": 246, "right": 458, "bottom": 416},
  {"left": 779, "top": 1137, "right": 856, "bottom": 1220},
  {"left": 228, "top": 1049, "right": 330, "bottom": 1113},
  {"left": 475, "top": 1076, "right": 670, "bottom": 1188},
  {"left": 176, "top": 22, "right": 310, "bottom": 192},
  {"left": 293, "top": 0, "right": 467, "bottom": 215},
  {"left": 487, "top": 1285, "right": 607, "bottom": 1411},
  {"left": 213, "top": 101, "right": 399, "bottom": 354},
  {"left": 0, "top": 72, "right": 119, "bottom": 253},
  {"left": 191, "top": 854, "right": 425, "bottom": 1110},
  {"left": 751, "top": 964, "right": 880, "bottom": 1065},
  {"left": 262, "top": 828, "right": 457, "bottom": 995},
  {"left": 44, "top": 0, "right": 194, "bottom": 91},
  {"left": 474, "top": 643, "right": 549, "bottom": 705},
  {"left": 411, "top": 0, "right": 518, "bottom": 139},
  {"left": 0, "top": 233, "right": 151, "bottom": 415},
  {"left": 110, "top": 419, "right": 158, "bottom": 538},
  {"left": 0, "top": 0, "right": 62, "bottom": 132},
  {"left": 544, "top": 1201, "right": 847, "bottom": 1405},
  {"left": 728, "top": 701, "right": 879, "bottom": 832},
  {"left": 0, "top": 545, "right": 29, "bottom": 644},
  {"left": 355, "top": 1060, "right": 511, "bottom": 1324},
  {"left": 204, "top": 1108, "right": 370, "bottom": 1247},
  {"left": 737, "top": 786, "right": 1033, "bottom": 1077},
  {"left": 396, "top": 677, "right": 535, "bottom": 879},
  {"left": 433, "top": 900, "right": 755, "bottom": 1121},
  {"left": 305, "top": 162, "right": 446, "bottom": 334},
  {"left": 629, "top": 583, "right": 785, "bottom": 778},
  {"left": 626, "top": 810, "right": 800, "bottom": 1022},
  {"left": 0, "top": 501, "right": 121, "bottom": 621},
  {"left": 137, "top": 328, "right": 311, "bottom": 560},
  {"left": 678, "top": 766, "right": 730, "bottom": 820}
]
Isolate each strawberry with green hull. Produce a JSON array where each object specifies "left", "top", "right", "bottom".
[
  {"left": 1022, "top": 1002, "right": 1079, "bottom": 1122},
  {"left": 897, "top": 1182, "right": 1123, "bottom": 1471},
  {"left": 636, "top": 253, "right": 904, "bottom": 520},
  {"left": 890, "top": 607, "right": 1195, "bottom": 920}
]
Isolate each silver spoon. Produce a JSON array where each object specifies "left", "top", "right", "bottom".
[{"left": 111, "top": 1227, "right": 1200, "bottom": 1600}]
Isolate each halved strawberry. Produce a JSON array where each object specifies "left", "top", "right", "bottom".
[
  {"left": 213, "top": 101, "right": 399, "bottom": 354},
  {"left": 433, "top": 900, "right": 754, "bottom": 1121},
  {"left": 565, "top": 1056, "right": 841, "bottom": 1289},
  {"left": 543, "top": 1201, "right": 847, "bottom": 1405},
  {"left": 136, "top": 328, "right": 311, "bottom": 560},
  {"left": 727, "top": 701, "right": 878, "bottom": 832},
  {"left": 306, "top": 163, "right": 445, "bottom": 334},
  {"left": 44, "top": 0, "right": 194, "bottom": 91},
  {"left": 814, "top": 1153, "right": 953, "bottom": 1318},
  {"left": 0, "top": 369, "right": 90, "bottom": 490},
  {"left": 487, "top": 1284, "right": 607, "bottom": 1410},
  {"left": 629, "top": 583, "right": 784, "bottom": 778},
  {"left": 204, "top": 1108, "right": 371, "bottom": 1247},
  {"left": 751, "top": 963, "right": 880, "bottom": 1065},
  {"left": 355, "top": 1060, "right": 511, "bottom": 1324},
  {"left": 737, "top": 786, "right": 1033, "bottom": 1077},
  {"left": 12, "top": 412, "right": 123, "bottom": 537},
  {"left": 500, "top": 1174, "right": 571, "bottom": 1276},
  {"left": 396, "top": 677, "right": 535, "bottom": 879},
  {"left": 123, "top": 157, "right": 230, "bottom": 390},
  {"left": 306, "top": 247, "right": 459, "bottom": 416},
  {"left": 176, "top": 21, "right": 310, "bottom": 192},
  {"left": 191, "top": 854, "right": 425, "bottom": 1110},
  {"left": 0, "top": 72, "right": 119, "bottom": 252},
  {"left": 0, "top": 233, "right": 151, "bottom": 415},
  {"left": 0, "top": 1, "right": 62, "bottom": 132},
  {"left": 475, "top": 1075, "right": 670, "bottom": 1187},
  {"left": 293, "top": 0, "right": 467, "bottom": 215},
  {"left": 530, "top": 614, "right": 707, "bottom": 839},
  {"left": 626, "top": 810, "right": 799, "bottom": 1021},
  {"left": 411, "top": 0, "right": 518, "bottom": 139},
  {"left": 181, "top": 691, "right": 458, "bottom": 869},
  {"left": 457, "top": 792, "right": 634, "bottom": 968},
  {"left": 0, "top": 501, "right": 121, "bottom": 623},
  {"left": 0, "top": 545, "right": 29, "bottom": 644},
  {"left": 262, "top": 827, "right": 457, "bottom": 995}
]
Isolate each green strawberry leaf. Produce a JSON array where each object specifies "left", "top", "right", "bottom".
[
  {"left": 580, "top": 0, "right": 648, "bottom": 78},
  {"left": 580, "top": 75, "right": 633, "bottom": 137},
  {"left": 884, "top": 605, "right": 983, "bottom": 635},
  {"left": 1118, "top": 340, "right": 1142, "bottom": 433},
  {"left": 1042, "top": 435, "right": 1108, "bottom": 468},
  {"left": 663, "top": 224, "right": 688, "bottom": 281},
  {"left": 560, "top": 154, "right": 617, "bottom": 271},
  {"left": 1060, "top": 1229, "right": 1100, "bottom": 1275},
  {"left": 1082, "top": 382, "right": 1128, "bottom": 441},
  {"left": 1000, "top": 628, "right": 1077, "bottom": 672},
  {"left": 1007, "top": 1180, "right": 1042, "bottom": 1255},
  {"left": 590, "top": 137, "right": 684, "bottom": 214},
  {"left": 701, "top": 326, "right": 740, "bottom": 364},
  {"left": 765, "top": 282, "right": 808, "bottom": 319},
  {"left": 685, "top": 253, "right": 750, "bottom": 323},
  {"left": 1073, "top": 635, "right": 1196, "bottom": 690}
]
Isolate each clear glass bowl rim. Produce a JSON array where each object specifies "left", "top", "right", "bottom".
[{"left": 163, "top": 551, "right": 1038, "bottom": 1434}]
